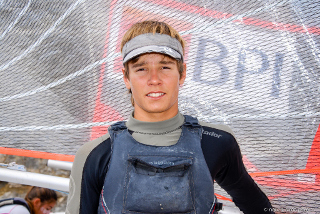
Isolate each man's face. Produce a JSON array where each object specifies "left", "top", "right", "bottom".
[{"left": 123, "top": 53, "right": 186, "bottom": 121}]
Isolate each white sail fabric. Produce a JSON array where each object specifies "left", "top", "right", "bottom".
[{"left": 0, "top": 0, "right": 319, "bottom": 211}]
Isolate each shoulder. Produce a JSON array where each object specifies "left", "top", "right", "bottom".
[
  {"left": 198, "top": 120, "right": 240, "bottom": 155},
  {"left": 197, "top": 120, "right": 243, "bottom": 178},
  {"left": 72, "top": 132, "right": 111, "bottom": 175},
  {"left": 199, "top": 120, "right": 236, "bottom": 140},
  {"left": 0, "top": 204, "right": 30, "bottom": 214},
  {"left": 75, "top": 132, "right": 111, "bottom": 158},
  {"left": 67, "top": 133, "right": 112, "bottom": 214}
]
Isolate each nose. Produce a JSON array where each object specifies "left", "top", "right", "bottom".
[{"left": 148, "top": 68, "right": 162, "bottom": 86}]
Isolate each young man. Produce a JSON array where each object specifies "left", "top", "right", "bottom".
[{"left": 66, "top": 21, "right": 274, "bottom": 214}]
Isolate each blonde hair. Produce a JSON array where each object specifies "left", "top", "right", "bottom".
[{"left": 121, "top": 21, "right": 186, "bottom": 106}]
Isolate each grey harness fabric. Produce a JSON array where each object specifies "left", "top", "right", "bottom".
[
  {"left": 122, "top": 33, "right": 183, "bottom": 64},
  {"left": 98, "top": 115, "right": 219, "bottom": 214},
  {"left": 0, "top": 197, "right": 30, "bottom": 212}
]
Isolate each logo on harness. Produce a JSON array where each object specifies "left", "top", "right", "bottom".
[
  {"left": 148, "top": 161, "right": 175, "bottom": 166},
  {"left": 203, "top": 130, "right": 222, "bottom": 138}
]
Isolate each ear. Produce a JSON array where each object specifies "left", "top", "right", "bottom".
[
  {"left": 122, "top": 67, "right": 131, "bottom": 90},
  {"left": 32, "top": 198, "right": 41, "bottom": 209},
  {"left": 179, "top": 62, "right": 187, "bottom": 85}
]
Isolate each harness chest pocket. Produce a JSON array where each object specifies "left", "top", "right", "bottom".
[{"left": 123, "top": 156, "right": 195, "bottom": 214}]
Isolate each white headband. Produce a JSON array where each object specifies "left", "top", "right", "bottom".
[{"left": 122, "top": 33, "right": 183, "bottom": 65}]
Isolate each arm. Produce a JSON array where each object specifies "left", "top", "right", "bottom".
[
  {"left": 66, "top": 134, "right": 111, "bottom": 214},
  {"left": 199, "top": 122, "right": 274, "bottom": 214},
  {"left": 215, "top": 134, "right": 274, "bottom": 214}
]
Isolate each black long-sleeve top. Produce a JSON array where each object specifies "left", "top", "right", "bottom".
[{"left": 66, "top": 112, "right": 274, "bottom": 214}]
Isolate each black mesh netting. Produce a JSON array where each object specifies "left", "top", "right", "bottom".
[{"left": 0, "top": 0, "right": 319, "bottom": 213}]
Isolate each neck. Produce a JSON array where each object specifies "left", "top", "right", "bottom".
[{"left": 133, "top": 108, "right": 179, "bottom": 122}]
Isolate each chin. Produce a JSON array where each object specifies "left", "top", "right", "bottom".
[{"left": 146, "top": 108, "right": 168, "bottom": 114}]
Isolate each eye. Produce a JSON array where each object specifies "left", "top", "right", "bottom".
[
  {"left": 136, "top": 68, "right": 146, "bottom": 72},
  {"left": 162, "top": 66, "right": 171, "bottom": 70}
]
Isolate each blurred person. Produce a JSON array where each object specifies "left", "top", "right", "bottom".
[{"left": 0, "top": 186, "right": 57, "bottom": 214}]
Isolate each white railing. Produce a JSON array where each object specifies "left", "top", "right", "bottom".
[
  {"left": 0, "top": 168, "right": 69, "bottom": 192},
  {"left": 47, "top": 160, "right": 73, "bottom": 171}
]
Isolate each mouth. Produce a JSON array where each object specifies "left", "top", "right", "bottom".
[{"left": 146, "top": 92, "right": 165, "bottom": 98}]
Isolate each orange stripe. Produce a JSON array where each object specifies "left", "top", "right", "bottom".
[
  {"left": 306, "top": 124, "right": 320, "bottom": 182},
  {"left": 0, "top": 147, "right": 75, "bottom": 162},
  {"left": 2, "top": 147, "right": 319, "bottom": 174},
  {"left": 249, "top": 168, "right": 320, "bottom": 177},
  {"left": 215, "top": 168, "right": 320, "bottom": 202},
  {"left": 2, "top": 147, "right": 319, "bottom": 175},
  {"left": 215, "top": 193, "right": 232, "bottom": 202}
]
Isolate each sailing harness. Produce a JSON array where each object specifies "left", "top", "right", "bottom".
[
  {"left": 0, "top": 197, "right": 31, "bottom": 212},
  {"left": 98, "top": 115, "right": 223, "bottom": 213}
]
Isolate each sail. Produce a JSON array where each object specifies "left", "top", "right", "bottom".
[{"left": 1, "top": 0, "right": 319, "bottom": 211}]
